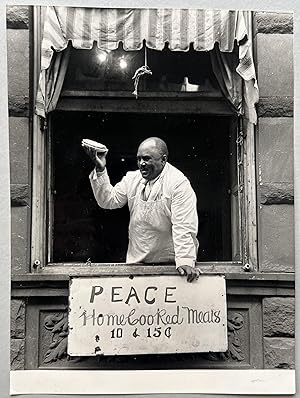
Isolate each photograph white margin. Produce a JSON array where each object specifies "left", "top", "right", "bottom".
[{"left": 1, "top": 0, "right": 299, "bottom": 396}]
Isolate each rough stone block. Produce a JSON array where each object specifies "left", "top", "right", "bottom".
[
  {"left": 11, "top": 339, "right": 25, "bottom": 370},
  {"left": 6, "top": 6, "right": 29, "bottom": 29},
  {"left": 264, "top": 337, "right": 295, "bottom": 369},
  {"left": 259, "top": 205, "right": 294, "bottom": 272},
  {"left": 257, "top": 97, "right": 293, "bottom": 118},
  {"left": 11, "top": 299, "right": 25, "bottom": 338},
  {"left": 11, "top": 206, "right": 29, "bottom": 274},
  {"left": 260, "top": 183, "right": 293, "bottom": 204},
  {"left": 11, "top": 184, "right": 30, "bottom": 206},
  {"left": 256, "top": 33, "right": 293, "bottom": 97},
  {"left": 258, "top": 118, "right": 293, "bottom": 184},
  {"left": 255, "top": 12, "right": 293, "bottom": 34},
  {"left": 7, "top": 29, "right": 29, "bottom": 98},
  {"left": 263, "top": 297, "right": 295, "bottom": 337},
  {"left": 8, "top": 95, "right": 29, "bottom": 117},
  {"left": 9, "top": 117, "right": 29, "bottom": 185}
]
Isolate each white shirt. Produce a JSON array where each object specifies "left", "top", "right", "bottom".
[
  {"left": 142, "top": 175, "right": 160, "bottom": 200},
  {"left": 90, "top": 162, "right": 199, "bottom": 268}
]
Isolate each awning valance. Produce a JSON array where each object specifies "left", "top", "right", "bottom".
[{"left": 36, "top": 6, "right": 258, "bottom": 122}]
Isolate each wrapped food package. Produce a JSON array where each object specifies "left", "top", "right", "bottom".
[{"left": 81, "top": 139, "right": 108, "bottom": 153}]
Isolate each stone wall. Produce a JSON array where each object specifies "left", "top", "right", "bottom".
[
  {"left": 263, "top": 297, "right": 295, "bottom": 368},
  {"left": 11, "top": 299, "right": 26, "bottom": 369},
  {"left": 254, "top": 11, "right": 295, "bottom": 368},
  {"left": 254, "top": 11, "right": 294, "bottom": 272},
  {"left": 8, "top": 5, "right": 31, "bottom": 369}
]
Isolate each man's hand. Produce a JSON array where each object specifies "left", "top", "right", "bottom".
[
  {"left": 177, "top": 265, "right": 201, "bottom": 282},
  {"left": 82, "top": 145, "right": 107, "bottom": 172}
]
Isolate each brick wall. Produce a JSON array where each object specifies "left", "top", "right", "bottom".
[
  {"left": 7, "top": 5, "right": 31, "bottom": 369},
  {"left": 254, "top": 11, "right": 295, "bottom": 368}
]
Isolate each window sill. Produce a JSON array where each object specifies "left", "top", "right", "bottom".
[
  {"left": 11, "top": 268, "right": 295, "bottom": 298},
  {"left": 36, "top": 261, "right": 244, "bottom": 276},
  {"left": 12, "top": 263, "right": 295, "bottom": 297},
  {"left": 17, "top": 261, "right": 293, "bottom": 280}
]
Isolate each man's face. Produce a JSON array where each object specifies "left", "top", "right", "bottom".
[{"left": 137, "top": 142, "right": 166, "bottom": 181}]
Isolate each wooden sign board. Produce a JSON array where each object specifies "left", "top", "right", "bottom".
[{"left": 68, "top": 275, "right": 228, "bottom": 356}]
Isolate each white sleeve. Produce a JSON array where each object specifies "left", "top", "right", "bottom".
[
  {"left": 89, "top": 168, "right": 129, "bottom": 209},
  {"left": 170, "top": 179, "right": 199, "bottom": 268}
]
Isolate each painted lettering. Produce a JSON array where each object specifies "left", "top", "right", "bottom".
[
  {"left": 165, "top": 287, "right": 176, "bottom": 303},
  {"left": 111, "top": 286, "right": 123, "bottom": 302},
  {"left": 125, "top": 286, "right": 141, "bottom": 305},
  {"left": 181, "top": 307, "right": 222, "bottom": 324},
  {"left": 144, "top": 286, "right": 157, "bottom": 304},
  {"left": 90, "top": 286, "right": 104, "bottom": 303}
]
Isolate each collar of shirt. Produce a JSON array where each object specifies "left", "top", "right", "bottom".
[
  {"left": 141, "top": 164, "right": 167, "bottom": 200},
  {"left": 141, "top": 163, "right": 168, "bottom": 187},
  {"left": 142, "top": 174, "right": 160, "bottom": 188}
]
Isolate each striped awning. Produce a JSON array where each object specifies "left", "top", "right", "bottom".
[{"left": 36, "top": 6, "right": 258, "bottom": 122}]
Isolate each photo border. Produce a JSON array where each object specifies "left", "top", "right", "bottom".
[{"left": 1, "top": 0, "right": 299, "bottom": 396}]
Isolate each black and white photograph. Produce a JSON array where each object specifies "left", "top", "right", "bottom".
[{"left": 6, "top": 2, "right": 296, "bottom": 395}]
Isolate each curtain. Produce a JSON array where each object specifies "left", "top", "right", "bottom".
[
  {"left": 210, "top": 11, "right": 259, "bottom": 123},
  {"left": 35, "top": 6, "right": 259, "bottom": 123},
  {"left": 36, "top": 45, "right": 71, "bottom": 118},
  {"left": 210, "top": 46, "right": 243, "bottom": 115}
]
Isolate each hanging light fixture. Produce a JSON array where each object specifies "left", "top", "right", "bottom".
[
  {"left": 98, "top": 52, "right": 107, "bottom": 63},
  {"left": 119, "top": 57, "right": 128, "bottom": 69},
  {"left": 96, "top": 49, "right": 109, "bottom": 63}
]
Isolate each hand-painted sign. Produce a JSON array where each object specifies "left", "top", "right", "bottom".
[{"left": 68, "top": 275, "right": 227, "bottom": 356}]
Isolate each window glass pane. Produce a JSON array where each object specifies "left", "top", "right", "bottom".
[
  {"left": 62, "top": 44, "right": 224, "bottom": 94},
  {"left": 51, "top": 111, "right": 236, "bottom": 263}
]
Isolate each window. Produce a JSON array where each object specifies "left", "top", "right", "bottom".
[
  {"left": 50, "top": 111, "right": 236, "bottom": 263},
  {"left": 31, "top": 8, "right": 257, "bottom": 273},
  {"left": 63, "top": 43, "right": 223, "bottom": 94}
]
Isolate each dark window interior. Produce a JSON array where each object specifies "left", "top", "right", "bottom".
[
  {"left": 62, "top": 43, "right": 227, "bottom": 94},
  {"left": 51, "top": 111, "right": 236, "bottom": 263}
]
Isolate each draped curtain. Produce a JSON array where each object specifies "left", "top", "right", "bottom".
[
  {"left": 36, "top": 6, "right": 259, "bottom": 123},
  {"left": 35, "top": 45, "right": 71, "bottom": 117},
  {"left": 210, "top": 47, "right": 243, "bottom": 115}
]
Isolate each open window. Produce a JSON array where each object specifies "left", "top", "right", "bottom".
[{"left": 31, "top": 7, "right": 258, "bottom": 273}]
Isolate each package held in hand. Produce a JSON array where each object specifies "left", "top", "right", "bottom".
[{"left": 82, "top": 139, "right": 108, "bottom": 153}]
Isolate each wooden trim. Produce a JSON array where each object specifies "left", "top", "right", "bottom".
[
  {"left": 47, "top": 116, "right": 54, "bottom": 263},
  {"left": 56, "top": 97, "right": 234, "bottom": 115},
  {"left": 11, "top": 286, "right": 295, "bottom": 298},
  {"left": 61, "top": 90, "right": 224, "bottom": 99},
  {"left": 25, "top": 300, "right": 67, "bottom": 369},
  {"left": 24, "top": 303, "right": 40, "bottom": 369},
  {"left": 243, "top": 119, "right": 258, "bottom": 270},
  {"left": 38, "top": 262, "right": 244, "bottom": 276},
  {"left": 236, "top": 119, "right": 246, "bottom": 264},
  {"left": 249, "top": 301, "right": 263, "bottom": 368},
  {"left": 11, "top": 270, "right": 295, "bottom": 282},
  {"left": 229, "top": 296, "right": 263, "bottom": 368},
  {"left": 12, "top": 270, "right": 295, "bottom": 297},
  {"left": 30, "top": 22, "right": 257, "bottom": 271},
  {"left": 31, "top": 6, "right": 47, "bottom": 270},
  {"left": 24, "top": 296, "right": 265, "bottom": 370}
]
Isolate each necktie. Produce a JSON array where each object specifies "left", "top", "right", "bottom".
[{"left": 144, "top": 182, "right": 151, "bottom": 200}]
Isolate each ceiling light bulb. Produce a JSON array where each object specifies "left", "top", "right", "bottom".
[
  {"left": 120, "top": 58, "right": 127, "bottom": 69},
  {"left": 98, "top": 52, "right": 107, "bottom": 63}
]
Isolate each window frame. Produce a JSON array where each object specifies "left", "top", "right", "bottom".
[{"left": 30, "top": 6, "right": 258, "bottom": 275}]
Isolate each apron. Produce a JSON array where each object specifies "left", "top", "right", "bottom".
[{"left": 126, "top": 176, "right": 175, "bottom": 264}]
